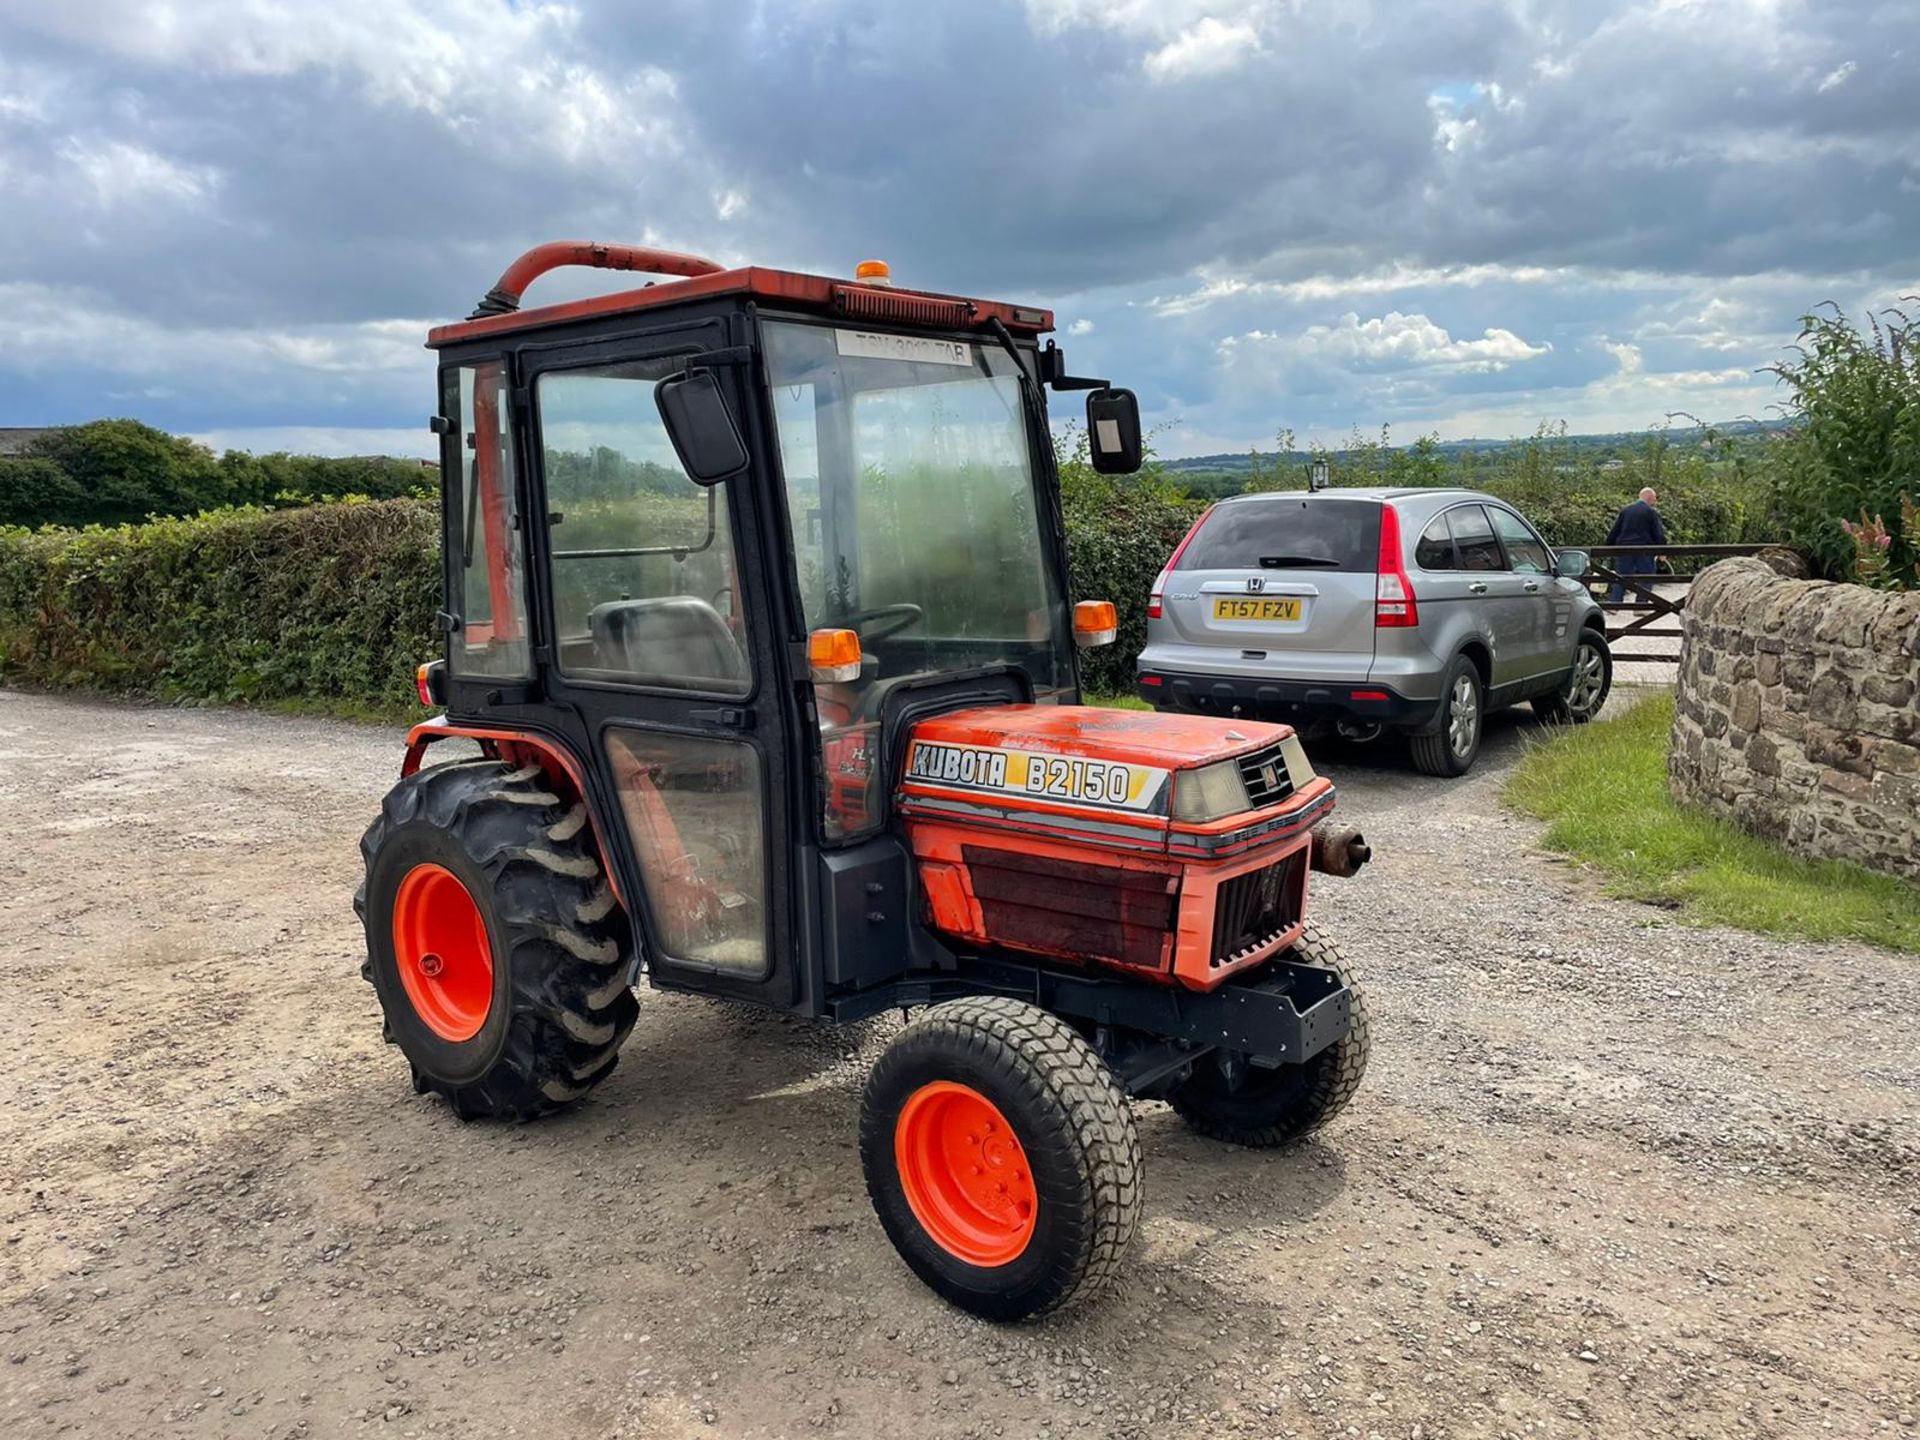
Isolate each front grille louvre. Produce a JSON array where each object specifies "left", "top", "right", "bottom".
[
  {"left": 831, "top": 285, "right": 976, "bottom": 329},
  {"left": 1235, "top": 743, "right": 1294, "bottom": 808},
  {"left": 1210, "top": 849, "right": 1307, "bottom": 967},
  {"left": 961, "top": 844, "right": 1178, "bottom": 972}
]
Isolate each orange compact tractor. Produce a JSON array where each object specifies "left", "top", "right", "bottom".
[{"left": 359, "top": 242, "right": 1372, "bottom": 1319}]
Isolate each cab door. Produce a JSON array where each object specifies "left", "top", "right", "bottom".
[{"left": 515, "top": 321, "right": 798, "bottom": 1007}]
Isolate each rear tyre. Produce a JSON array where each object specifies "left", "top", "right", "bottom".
[
  {"left": 860, "top": 997, "right": 1142, "bottom": 1321},
  {"left": 1409, "top": 654, "right": 1484, "bottom": 777},
  {"left": 1168, "top": 922, "right": 1370, "bottom": 1147},
  {"left": 1534, "top": 629, "right": 1612, "bottom": 725},
  {"left": 356, "top": 758, "right": 637, "bottom": 1121}
]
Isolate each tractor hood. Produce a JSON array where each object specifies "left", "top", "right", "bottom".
[
  {"left": 895, "top": 703, "right": 1335, "bottom": 857},
  {"left": 907, "top": 704, "right": 1293, "bottom": 772}
]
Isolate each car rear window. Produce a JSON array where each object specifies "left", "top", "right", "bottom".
[{"left": 1176, "top": 497, "right": 1382, "bottom": 572}]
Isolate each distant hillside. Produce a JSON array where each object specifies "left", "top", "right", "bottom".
[{"left": 1160, "top": 419, "right": 1787, "bottom": 477}]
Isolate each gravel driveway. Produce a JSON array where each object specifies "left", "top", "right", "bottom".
[{"left": 1, "top": 686, "right": 1914, "bottom": 1440}]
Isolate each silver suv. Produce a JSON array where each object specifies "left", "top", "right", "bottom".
[{"left": 1135, "top": 489, "right": 1611, "bottom": 775}]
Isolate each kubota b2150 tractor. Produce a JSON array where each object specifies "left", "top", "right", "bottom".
[{"left": 359, "top": 242, "right": 1373, "bottom": 1320}]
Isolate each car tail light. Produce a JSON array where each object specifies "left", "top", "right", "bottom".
[
  {"left": 1375, "top": 504, "right": 1419, "bottom": 628},
  {"left": 1149, "top": 504, "right": 1214, "bottom": 621}
]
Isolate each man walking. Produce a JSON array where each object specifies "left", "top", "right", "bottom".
[{"left": 1604, "top": 486, "right": 1667, "bottom": 602}]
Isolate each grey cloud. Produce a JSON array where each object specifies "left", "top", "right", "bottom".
[{"left": 0, "top": 0, "right": 1912, "bottom": 451}]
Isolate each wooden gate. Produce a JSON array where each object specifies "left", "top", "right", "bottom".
[{"left": 1580, "top": 543, "right": 1792, "bottom": 664}]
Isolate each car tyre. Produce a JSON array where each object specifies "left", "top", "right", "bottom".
[
  {"left": 1534, "top": 629, "right": 1612, "bottom": 725},
  {"left": 1409, "top": 654, "right": 1484, "bottom": 777}
]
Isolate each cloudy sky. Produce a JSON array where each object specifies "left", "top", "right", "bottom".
[{"left": 1, "top": 0, "right": 1914, "bottom": 460}]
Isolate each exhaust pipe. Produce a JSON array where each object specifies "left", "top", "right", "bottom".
[
  {"left": 1308, "top": 823, "right": 1371, "bottom": 878},
  {"left": 471, "top": 241, "right": 726, "bottom": 319}
]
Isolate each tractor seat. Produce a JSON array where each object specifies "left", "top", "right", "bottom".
[{"left": 587, "top": 596, "right": 747, "bottom": 688}]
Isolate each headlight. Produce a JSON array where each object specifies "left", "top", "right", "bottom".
[
  {"left": 1171, "top": 759, "right": 1250, "bottom": 822},
  {"left": 1279, "top": 735, "right": 1316, "bottom": 790}
]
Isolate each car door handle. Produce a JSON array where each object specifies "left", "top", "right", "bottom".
[
  {"left": 1524, "top": 580, "right": 1540, "bottom": 592},
  {"left": 1468, "top": 582, "right": 1488, "bottom": 594}
]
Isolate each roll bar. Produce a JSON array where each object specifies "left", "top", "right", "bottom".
[{"left": 469, "top": 241, "right": 726, "bottom": 319}]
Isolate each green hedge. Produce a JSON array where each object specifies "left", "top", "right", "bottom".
[
  {"left": 1062, "top": 482, "right": 1204, "bottom": 695},
  {"left": 0, "top": 500, "right": 439, "bottom": 708},
  {"left": 0, "top": 462, "right": 1752, "bottom": 714}
]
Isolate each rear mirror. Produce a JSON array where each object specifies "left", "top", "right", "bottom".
[
  {"left": 1087, "top": 387, "right": 1142, "bottom": 475},
  {"left": 1555, "top": 548, "right": 1590, "bottom": 580},
  {"left": 656, "top": 369, "right": 748, "bottom": 485}
]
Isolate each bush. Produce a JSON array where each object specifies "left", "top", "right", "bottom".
[
  {"left": 0, "top": 500, "right": 439, "bottom": 710},
  {"left": 1056, "top": 429, "right": 1204, "bottom": 695},
  {"left": 1763, "top": 304, "right": 1919, "bottom": 587}
]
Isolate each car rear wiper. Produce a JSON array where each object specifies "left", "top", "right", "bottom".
[{"left": 1259, "top": 554, "right": 1342, "bottom": 568}]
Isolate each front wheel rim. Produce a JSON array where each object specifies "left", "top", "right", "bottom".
[
  {"left": 1567, "top": 643, "right": 1605, "bottom": 715},
  {"left": 1448, "top": 675, "right": 1480, "bottom": 758},
  {"left": 895, "top": 1081, "right": 1038, "bottom": 1267},
  {"left": 392, "top": 864, "right": 494, "bottom": 1042}
]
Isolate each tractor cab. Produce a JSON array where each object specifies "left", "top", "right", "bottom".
[{"left": 366, "top": 243, "right": 1370, "bottom": 1321}]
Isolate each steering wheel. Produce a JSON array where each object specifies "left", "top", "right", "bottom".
[{"left": 836, "top": 603, "right": 925, "bottom": 645}]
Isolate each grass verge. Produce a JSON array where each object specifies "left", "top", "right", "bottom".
[
  {"left": 1504, "top": 693, "right": 1920, "bottom": 952},
  {"left": 1086, "top": 692, "right": 1150, "bottom": 711}
]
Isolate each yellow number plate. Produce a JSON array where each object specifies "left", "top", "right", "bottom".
[{"left": 1212, "top": 597, "right": 1302, "bottom": 622}]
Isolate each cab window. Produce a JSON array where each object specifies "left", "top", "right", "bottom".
[
  {"left": 448, "top": 361, "right": 532, "bottom": 678},
  {"left": 536, "top": 360, "right": 751, "bottom": 696}
]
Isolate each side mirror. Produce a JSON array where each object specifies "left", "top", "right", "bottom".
[
  {"left": 1555, "top": 548, "right": 1590, "bottom": 579},
  {"left": 1087, "top": 387, "right": 1142, "bottom": 475},
  {"left": 656, "top": 369, "right": 748, "bottom": 484}
]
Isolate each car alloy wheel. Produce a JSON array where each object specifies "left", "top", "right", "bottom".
[
  {"left": 1566, "top": 640, "right": 1606, "bottom": 719},
  {"left": 1447, "top": 672, "right": 1480, "bottom": 759}
]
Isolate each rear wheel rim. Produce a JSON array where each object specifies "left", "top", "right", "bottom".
[
  {"left": 1448, "top": 674, "right": 1480, "bottom": 758},
  {"left": 392, "top": 864, "right": 493, "bottom": 1042},
  {"left": 895, "top": 1081, "right": 1038, "bottom": 1267}
]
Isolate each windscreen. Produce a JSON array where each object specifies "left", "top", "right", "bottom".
[
  {"left": 762, "top": 320, "right": 1071, "bottom": 839},
  {"left": 1179, "top": 497, "right": 1382, "bottom": 572}
]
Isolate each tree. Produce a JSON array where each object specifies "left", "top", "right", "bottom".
[
  {"left": 0, "top": 457, "right": 87, "bottom": 528},
  {"left": 24, "top": 420, "right": 224, "bottom": 525}
]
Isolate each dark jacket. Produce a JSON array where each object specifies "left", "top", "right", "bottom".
[{"left": 1606, "top": 499, "right": 1668, "bottom": 547}]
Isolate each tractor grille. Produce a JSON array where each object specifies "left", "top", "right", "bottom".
[
  {"left": 961, "top": 846, "right": 1179, "bottom": 973},
  {"left": 1235, "top": 743, "right": 1295, "bottom": 809},
  {"left": 1209, "top": 848, "right": 1307, "bottom": 968}
]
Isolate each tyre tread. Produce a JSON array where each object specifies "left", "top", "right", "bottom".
[
  {"left": 359, "top": 758, "right": 638, "bottom": 1121},
  {"left": 861, "top": 997, "right": 1142, "bottom": 1319},
  {"left": 1169, "top": 921, "right": 1370, "bottom": 1148}
]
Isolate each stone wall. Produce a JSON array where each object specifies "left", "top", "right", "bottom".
[{"left": 1670, "top": 556, "right": 1920, "bottom": 881}]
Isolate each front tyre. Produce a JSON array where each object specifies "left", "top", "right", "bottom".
[
  {"left": 1168, "top": 922, "right": 1370, "bottom": 1147},
  {"left": 356, "top": 758, "right": 637, "bottom": 1121},
  {"left": 860, "top": 997, "right": 1142, "bottom": 1321},
  {"left": 1534, "top": 629, "right": 1612, "bottom": 725}
]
